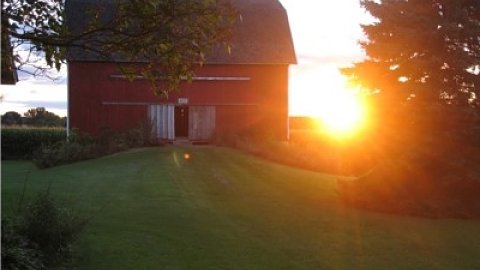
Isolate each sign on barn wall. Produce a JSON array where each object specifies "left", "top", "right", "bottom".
[{"left": 178, "top": 98, "right": 189, "bottom": 105}]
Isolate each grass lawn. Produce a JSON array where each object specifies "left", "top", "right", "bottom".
[{"left": 2, "top": 146, "right": 480, "bottom": 269}]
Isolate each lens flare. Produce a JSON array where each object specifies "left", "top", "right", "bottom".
[
  {"left": 311, "top": 87, "right": 367, "bottom": 138},
  {"left": 319, "top": 90, "right": 366, "bottom": 136}
]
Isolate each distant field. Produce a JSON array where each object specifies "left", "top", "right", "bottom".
[{"left": 2, "top": 146, "right": 480, "bottom": 269}]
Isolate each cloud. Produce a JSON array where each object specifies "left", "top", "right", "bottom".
[
  {"left": 1, "top": 79, "right": 67, "bottom": 116},
  {"left": 5, "top": 100, "right": 66, "bottom": 110}
]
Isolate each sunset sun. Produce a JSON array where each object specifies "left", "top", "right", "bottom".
[
  {"left": 317, "top": 89, "right": 366, "bottom": 137},
  {"left": 292, "top": 69, "right": 368, "bottom": 138}
]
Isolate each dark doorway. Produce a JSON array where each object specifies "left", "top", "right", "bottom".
[{"left": 174, "top": 106, "right": 189, "bottom": 137}]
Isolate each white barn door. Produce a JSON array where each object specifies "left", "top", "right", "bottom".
[
  {"left": 189, "top": 106, "right": 215, "bottom": 141},
  {"left": 149, "top": 104, "right": 174, "bottom": 140}
]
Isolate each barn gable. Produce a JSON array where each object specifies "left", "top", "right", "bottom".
[
  {"left": 66, "top": 0, "right": 296, "bottom": 141},
  {"left": 66, "top": 0, "right": 296, "bottom": 64}
]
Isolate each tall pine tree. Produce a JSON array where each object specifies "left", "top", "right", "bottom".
[
  {"left": 345, "top": 0, "right": 480, "bottom": 107},
  {"left": 338, "top": 1, "right": 480, "bottom": 218},
  {"left": 344, "top": 0, "right": 480, "bottom": 144}
]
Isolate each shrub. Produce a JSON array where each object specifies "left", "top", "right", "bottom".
[
  {"left": 337, "top": 140, "right": 480, "bottom": 218},
  {"left": 1, "top": 192, "right": 87, "bottom": 269},
  {"left": 32, "top": 123, "right": 154, "bottom": 168},
  {"left": 20, "top": 193, "right": 86, "bottom": 267},
  {"left": 214, "top": 129, "right": 377, "bottom": 176},
  {"left": 1, "top": 218, "right": 43, "bottom": 270},
  {"left": 2, "top": 128, "right": 67, "bottom": 160},
  {"left": 32, "top": 141, "right": 94, "bottom": 169}
]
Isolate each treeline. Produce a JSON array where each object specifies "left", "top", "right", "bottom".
[{"left": 1, "top": 107, "right": 66, "bottom": 127}]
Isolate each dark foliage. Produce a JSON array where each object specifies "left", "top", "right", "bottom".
[
  {"left": 1, "top": 219, "right": 43, "bottom": 270},
  {"left": 23, "top": 107, "right": 66, "bottom": 127},
  {"left": 342, "top": 0, "right": 480, "bottom": 150},
  {"left": 32, "top": 123, "right": 154, "bottom": 168},
  {"left": 1, "top": 0, "right": 65, "bottom": 82},
  {"left": 2, "top": 0, "right": 237, "bottom": 96},
  {"left": 1, "top": 128, "right": 66, "bottom": 160},
  {"left": 32, "top": 141, "right": 94, "bottom": 169},
  {"left": 1, "top": 111, "right": 22, "bottom": 125},
  {"left": 19, "top": 193, "right": 86, "bottom": 267},
  {"left": 338, "top": 139, "right": 480, "bottom": 218},
  {"left": 343, "top": 0, "right": 480, "bottom": 107},
  {"left": 1, "top": 108, "right": 66, "bottom": 127},
  {"left": 337, "top": 0, "right": 480, "bottom": 218},
  {"left": 214, "top": 128, "right": 377, "bottom": 176},
  {"left": 1, "top": 193, "right": 86, "bottom": 269}
]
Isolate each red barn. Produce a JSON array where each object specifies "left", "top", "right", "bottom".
[{"left": 66, "top": 0, "right": 296, "bottom": 142}]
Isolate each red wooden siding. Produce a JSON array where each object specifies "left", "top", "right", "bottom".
[{"left": 68, "top": 62, "right": 289, "bottom": 140}]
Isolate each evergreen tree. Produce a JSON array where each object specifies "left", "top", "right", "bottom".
[
  {"left": 337, "top": 1, "right": 480, "bottom": 218},
  {"left": 344, "top": 0, "right": 480, "bottom": 107},
  {"left": 343, "top": 0, "right": 480, "bottom": 144}
]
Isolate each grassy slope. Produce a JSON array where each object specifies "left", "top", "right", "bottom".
[{"left": 2, "top": 146, "right": 480, "bottom": 269}]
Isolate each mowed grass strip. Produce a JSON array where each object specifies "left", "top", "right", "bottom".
[{"left": 2, "top": 146, "right": 480, "bottom": 269}]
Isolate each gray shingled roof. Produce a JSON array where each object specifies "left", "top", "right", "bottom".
[{"left": 66, "top": 0, "right": 296, "bottom": 64}]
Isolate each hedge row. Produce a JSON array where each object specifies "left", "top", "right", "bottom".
[
  {"left": 32, "top": 125, "right": 155, "bottom": 169},
  {"left": 2, "top": 128, "right": 67, "bottom": 159}
]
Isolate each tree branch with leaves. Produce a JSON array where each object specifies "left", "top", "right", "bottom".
[{"left": 1, "top": 0, "right": 238, "bottom": 96}]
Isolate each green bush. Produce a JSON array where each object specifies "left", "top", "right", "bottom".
[
  {"left": 2, "top": 128, "right": 67, "bottom": 160},
  {"left": 32, "top": 141, "right": 94, "bottom": 169},
  {"left": 20, "top": 193, "right": 86, "bottom": 267},
  {"left": 94, "top": 123, "right": 153, "bottom": 155},
  {"left": 1, "top": 192, "right": 86, "bottom": 269},
  {"left": 214, "top": 129, "right": 377, "bottom": 176},
  {"left": 1, "top": 218, "right": 43, "bottom": 270},
  {"left": 32, "top": 123, "right": 154, "bottom": 169}
]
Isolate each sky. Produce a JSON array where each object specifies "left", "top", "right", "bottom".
[{"left": 0, "top": 1, "right": 370, "bottom": 118}]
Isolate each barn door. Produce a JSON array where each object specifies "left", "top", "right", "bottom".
[
  {"left": 174, "top": 106, "right": 189, "bottom": 137},
  {"left": 189, "top": 106, "right": 216, "bottom": 141},
  {"left": 149, "top": 104, "right": 174, "bottom": 140}
]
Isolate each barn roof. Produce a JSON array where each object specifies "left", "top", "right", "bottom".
[{"left": 66, "top": 0, "right": 296, "bottom": 64}]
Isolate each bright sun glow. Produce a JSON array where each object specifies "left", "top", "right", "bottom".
[
  {"left": 317, "top": 89, "right": 366, "bottom": 137},
  {"left": 295, "top": 73, "right": 367, "bottom": 138}
]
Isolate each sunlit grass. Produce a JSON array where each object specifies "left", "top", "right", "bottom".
[{"left": 2, "top": 147, "right": 480, "bottom": 269}]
